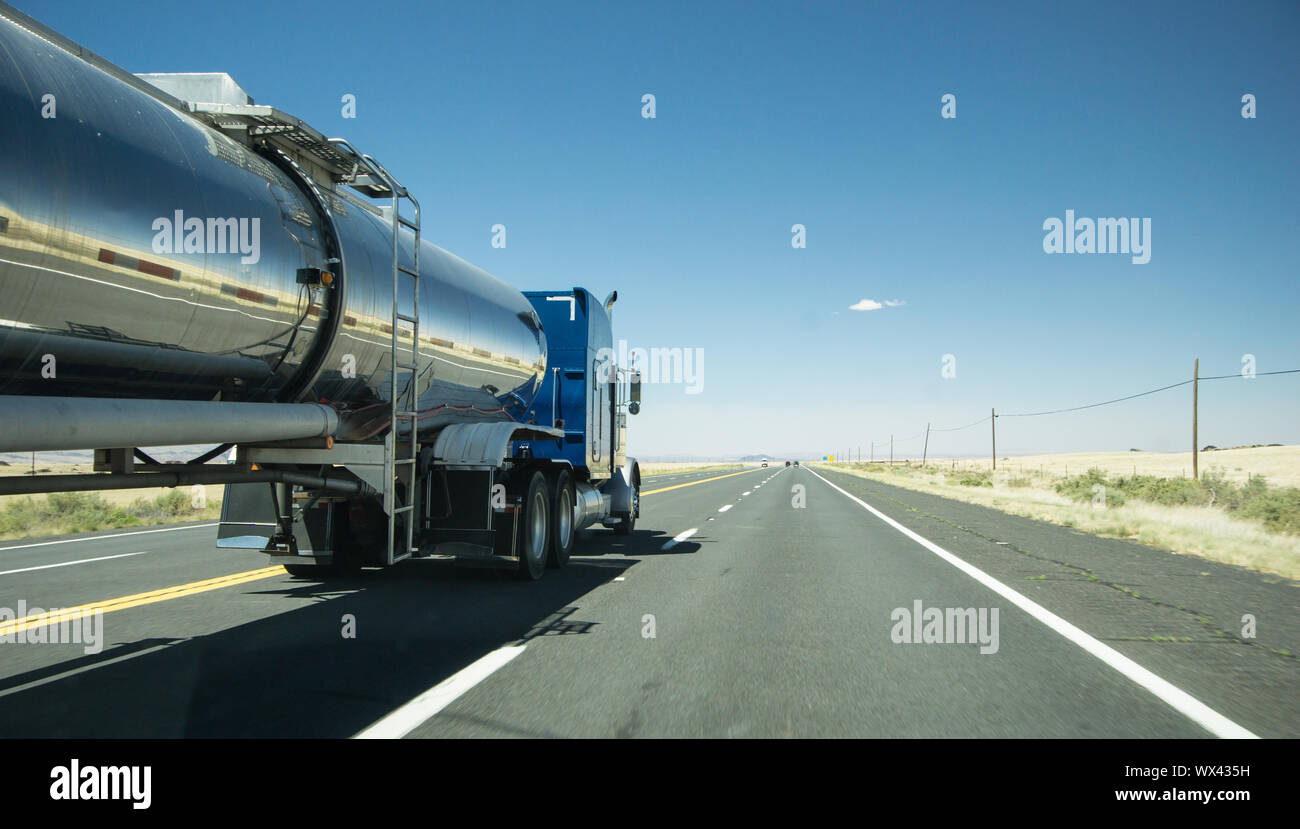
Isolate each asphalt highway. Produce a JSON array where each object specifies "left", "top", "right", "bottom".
[{"left": 0, "top": 464, "right": 1294, "bottom": 738}]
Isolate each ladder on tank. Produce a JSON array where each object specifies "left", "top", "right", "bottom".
[{"left": 327, "top": 139, "right": 422, "bottom": 564}]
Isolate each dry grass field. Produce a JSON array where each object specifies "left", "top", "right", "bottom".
[
  {"left": 0, "top": 461, "right": 224, "bottom": 540},
  {"left": 0, "top": 461, "right": 225, "bottom": 508},
  {"left": 921, "top": 445, "right": 1300, "bottom": 488},
  {"left": 817, "top": 445, "right": 1300, "bottom": 579}
]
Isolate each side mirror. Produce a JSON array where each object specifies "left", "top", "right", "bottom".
[{"left": 629, "top": 371, "right": 642, "bottom": 405}]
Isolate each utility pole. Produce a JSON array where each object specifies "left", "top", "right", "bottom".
[
  {"left": 870, "top": 442, "right": 873, "bottom": 463},
  {"left": 991, "top": 408, "right": 997, "bottom": 472},
  {"left": 921, "top": 422, "right": 930, "bottom": 468},
  {"left": 890, "top": 435, "right": 894, "bottom": 467},
  {"left": 1192, "top": 357, "right": 1199, "bottom": 480}
]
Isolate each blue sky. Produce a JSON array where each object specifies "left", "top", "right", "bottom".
[{"left": 20, "top": 0, "right": 1300, "bottom": 458}]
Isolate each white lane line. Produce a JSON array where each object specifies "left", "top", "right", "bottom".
[
  {"left": 0, "top": 551, "right": 146, "bottom": 576},
  {"left": 661, "top": 528, "right": 698, "bottom": 550},
  {"left": 353, "top": 645, "right": 527, "bottom": 739},
  {"left": 0, "top": 523, "right": 218, "bottom": 552},
  {"left": 806, "top": 468, "right": 1259, "bottom": 740},
  {"left": 718, "top": 505, "right": 733, "bottom": 513},
  {"left": 742, "top": 491, "right": 751, "bottom": 496},
  {"left": 614, "top": 576, "right": 626, "bottom": 582}
]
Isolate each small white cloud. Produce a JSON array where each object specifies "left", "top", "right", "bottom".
[
  {"left": 884, "top": 299, "right": 906, "bottom": 307},
  {"left": 849, "top": 298, "right": 883, "bottom": 311}
]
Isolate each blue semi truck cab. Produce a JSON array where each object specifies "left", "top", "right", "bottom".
[
  {"left": 522, "top": 288, "right": 632, "bottom": 480},
  {"left": 518, "top": 286, "right": 641, "bottom": 523}
]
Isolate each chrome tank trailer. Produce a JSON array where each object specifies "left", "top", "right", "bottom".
[{"left": 0, "top": 10, "right": 545, "bottom": 433}]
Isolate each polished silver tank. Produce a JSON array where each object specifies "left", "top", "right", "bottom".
[{"left": 0, "top": 9, "right": 545, "bottom": 431}]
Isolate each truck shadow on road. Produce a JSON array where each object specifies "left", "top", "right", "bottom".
[
  {"left": 0, "top": 554, "right": 649, "bottom": 738},
  {"left": 572, "top": 527, "right": 705, "bottom": 557}
]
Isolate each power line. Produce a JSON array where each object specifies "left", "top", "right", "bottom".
[
  {"left": 846, "top": 367, "right": 1298, "bottom": 456},
  {"left": 999, "top": 368, "right": 1299, "bottom": 418},
  {"left": 998, "top": 379, "right": 1193, "bottom": 417},
  {"left": 1201, "top": 369, "right": 1300, "bottom": 381},
  {"left": 932, "top": 415, "right": 992, "bottom": 432}
]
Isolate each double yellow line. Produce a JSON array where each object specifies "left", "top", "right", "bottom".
[
  {"left": 0, "top": 566, "right": 283, "bottom": 638},
  {"left": 642, "top": 466, "right": 761, "bottom": 495},
  {"left": 2, "top": 467, "right": 764, "bottom": 634}
]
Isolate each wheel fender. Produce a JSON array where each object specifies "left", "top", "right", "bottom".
[{"left": 607, "top": 458, "right": 640, "bottom": 516}]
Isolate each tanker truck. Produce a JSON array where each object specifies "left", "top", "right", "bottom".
[{"left": 0, "top": 3, "right": 642, "bottom": 580}]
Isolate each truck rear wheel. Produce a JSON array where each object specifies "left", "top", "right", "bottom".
[
  {"left": 515, "top": 471, "right": 550, "bottom": 581},
  {"left": 549, "top": 469, "right": 576, "bottom": 569}
]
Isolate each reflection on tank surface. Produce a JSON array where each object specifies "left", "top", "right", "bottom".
[{"left": 0, "top": 13, "right": 546, "bottom": 430}]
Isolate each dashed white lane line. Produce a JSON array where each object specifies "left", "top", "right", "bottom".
[
  {"left": 661, "top": 528, "right": 699, "bottom": 550},
  {"left": 0, "top": 551, "right": 146, "bottom": 576},
  {"left": 0, "top": 523, "right": 218, "bottom": 552},
  {"left": 718, "top": 505, "right": 733, "bottom": 513},
  {"left": 353, "top": 645, "right": 527, "bottom": 739},
  {"left": 742, "top": 491, "right": 751, "bottom": 496},
  {"left": 806, "top": 467, "right": 1259, "bottom": 740}
]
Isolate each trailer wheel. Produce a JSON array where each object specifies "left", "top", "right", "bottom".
[
  {"left": 549, "top": 469, "right": 576, "bottom": 568},
  {"left": 515, "top": 471, "right": 551, "bottom": 581}
]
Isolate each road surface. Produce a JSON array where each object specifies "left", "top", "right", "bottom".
[{"left": 0, "top": 465, "right": 1294, "bottom": 738}]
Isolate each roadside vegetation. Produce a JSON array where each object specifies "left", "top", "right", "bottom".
[
  {"left": 0, "top": 489, "right": 222, "bottom": 540},
  {"left": 818, "top": 460, "right": 1300, "bottom": 579}
]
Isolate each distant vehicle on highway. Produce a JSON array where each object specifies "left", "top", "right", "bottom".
[
  {"left": 761, "top": 458, "right": 769, "bottom": 467},
  {"left": 793, "top": 461, "right": 799, "bottom": 466},
  {"left": 785, "top": 461, "right": 791, "bottom": 467}
]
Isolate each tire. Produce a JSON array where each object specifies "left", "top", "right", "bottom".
[
  {"left": 613, "top": 482, "right": 639, "bottom": 536},
  {"left": 548, "top": 469, "right": 576, "bottom": 568},
  {"left": 515, "top": 471, "right": 551, "bottom": 580}
]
